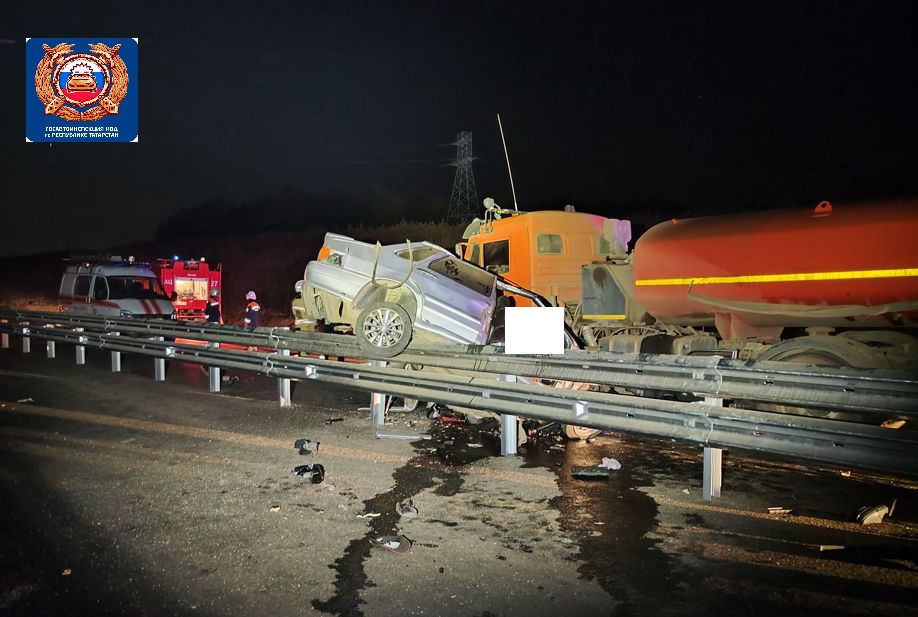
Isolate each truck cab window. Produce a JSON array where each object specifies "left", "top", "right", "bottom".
[
  {"left": 483, "top": 240, "right": 509, "bottom": 274},
  {"left": 93, "top": 277, "right": 109, "bottom": 301},
  {"left": 536, "top": 234, "right": 564, "bottom": 254},
  {"left": 74, "top": 275, "right": 91, "bottom": 297},
  {"left": 468, "top": 242, "right": 481, "bottom": 265}
]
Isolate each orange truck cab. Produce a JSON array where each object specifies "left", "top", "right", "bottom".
[{"left": 459, "top": 199, "right": 631, "bottom": 308}]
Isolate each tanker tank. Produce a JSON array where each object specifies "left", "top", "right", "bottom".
[{"left": 632, "top": 200, "right": 918, "bottom": 341}]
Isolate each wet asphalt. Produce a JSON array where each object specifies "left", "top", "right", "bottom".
[{"left": 1, "top": 342, "right": 917, "bottom": 617}]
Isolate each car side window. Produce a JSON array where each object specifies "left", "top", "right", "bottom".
[
  {"left": 74, "top": 275, "right": 91, "bottom": 297},
  {"left": 536, "top": 234, "right": 564, "bottom": 254},
  {"left": 482, "top": 240, "right": 509, "bottom": 274},
  {"left": 93, "top": 277, "right": 109, "bottom": 301}
]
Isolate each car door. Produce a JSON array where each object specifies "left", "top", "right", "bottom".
[
  {"left": 90, "top": 276, "right": 114, "bottom": 316},
  {"left": 416, "top": 255, "right": 496, "bottom": 343},
  {"left": 71, "top": 274, "right": 93, "bottom": 314}
]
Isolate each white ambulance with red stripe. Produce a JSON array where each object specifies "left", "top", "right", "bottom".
[{"left": 59, "top": 257, "right": 177, "bottom": 319}]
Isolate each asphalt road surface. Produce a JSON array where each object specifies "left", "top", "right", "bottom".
[{"left": 1, "top": 341, "right": 917, "bottom": 617}]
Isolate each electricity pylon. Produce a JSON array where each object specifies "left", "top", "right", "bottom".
[{"left": 446, "top": 132, "right": 479, "bottom": 224}]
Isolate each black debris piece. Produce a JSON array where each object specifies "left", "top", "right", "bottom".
[
  {"left": 325, "top": 418, "right": 344, "bottom": 425},
  {"left": 293, "top": 463, "right": 326, "bottom": 484}
]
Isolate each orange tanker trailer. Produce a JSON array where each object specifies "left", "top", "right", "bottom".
[{"left": 464, "top": 199, "right": 918, "bottom": 370}]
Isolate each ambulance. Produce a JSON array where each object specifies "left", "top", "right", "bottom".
[{"left": 59, "top": 256, "right": 177, "bottom": 319}]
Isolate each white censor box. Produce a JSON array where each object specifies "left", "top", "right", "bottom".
[{"left": 504, "top": 307, "right": 564, "bottom": 355}]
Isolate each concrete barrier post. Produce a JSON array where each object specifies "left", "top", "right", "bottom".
[
  {"left": 154, "top": 337, "right": 166, "bottom": 381},
  {"left": 703, "top": 396, "right": 724, "bottom": 501},
  {"left": 278, "top": 348, "right": 291, "bottom": 407},
  {"left": 370, "top": 360, "right": 387, "bottom": 426},
  {"left": 47, "top": 340, "right": 56, "bottom": 358},
  {"left": 75, "top": 327, "right": 85, "bottom": 365},
  {"left": 500, "top": 374, "right": 519, "bottom": 456},
  {"left": 110, "top": 332, "right": 121, "bottom": 372},
  {"left": 208, "top": 342, "right": 220, "bottom": 393}
]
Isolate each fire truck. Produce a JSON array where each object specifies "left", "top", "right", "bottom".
[{"left": 155, "top": 257, "right": 222, "bottom": 322}]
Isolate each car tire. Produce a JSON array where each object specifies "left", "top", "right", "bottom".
[{"left": 356, "top": 301, "right": 412, "bottom": 358}]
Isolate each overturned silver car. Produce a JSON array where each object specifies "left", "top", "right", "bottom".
[{"left": 295, "top": 233, "right": 509, "bottom": 356}]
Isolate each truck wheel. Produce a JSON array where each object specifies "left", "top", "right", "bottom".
[
  {"left": 748, "top": 336, "right": 886, "bottom": 422},
  {"left": 356, "top": 301, "right": 412, "bottom": 358}
]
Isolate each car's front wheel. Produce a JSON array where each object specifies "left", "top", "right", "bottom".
[{"left": 356, "top": 301, "right": 412, "bottom": 358}]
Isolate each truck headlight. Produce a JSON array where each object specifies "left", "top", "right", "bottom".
[{"left": 120, "top": 309, "right": 133, "bottom": 318}]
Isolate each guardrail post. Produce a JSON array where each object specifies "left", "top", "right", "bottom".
[
  {"left": 500, "top": 374, "right": 518, "bottom": 456},
  {"left": 278, "top": 348, "right": 291, "bottom": 407},
  {"left": 110, "top": 332, "right": 121, "bottom": 372},
  {"left": 46, "top": 340, "right": 55, "bottom": 358},
  {"left": 75, "top": 327, "right": 85, "bottom": 364},
  {"left": 370, "top": 360, "right": 387, "bottom": 426},
  {"left": 22, "top": 323, "right": 30, "bottom": 353},
  {"left": 208, "top": 342, "right": 220, "bottom": 392},
  {"left": 703, "top": 396, "right": 724, "bottom": 501},
  {"left": 2, "top": 332, "right": 9, "bottom": 348},
  {"left": 154, "top": 337, "right": 166, "bottom": 381}
]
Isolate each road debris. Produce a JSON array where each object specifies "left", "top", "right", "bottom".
[
  {"left": 375, "top": 429, "right": 431, "bottom": 440},
  {"left": 856, "top": 503, "right": 892, "bottom": 525},
  {"left": 881, "top": 419, "right": 906, "bottom": 429},
  {"left": 62, "top": 569, "right": 71, "bottom": 576},
  {"left": 294, "top": 438, "right": 320, "bottom": 455},
  {"left": 357, "top": 512, "right": 381, "bottom": 519},
  {"left": 572, "top": 466, "right": 615, "bottom": 479},
  {"left": 767, "top": 507, "right": 793, "bottom": 515},
  {"left": 599, "top": 457, "right": 621, "bottom": 470},
  {"left": 292, "top": 463, "right": 326, "bottom": 484},
  {"left": 324, "top": 418, "right": 344, "bottom": 425},
  {"left": 396, "top": 499, "right": 418, "bottom": 518},
  {"left": 683, "top": 489, "right": 690, "bottom": 494},
  {"left": 120, "top": 438, "right": 136, "bottom": 444},
  {"left": 370, "top": 535, "right": 413, "bottom": 554},
  {"left": 17, "top": 398, "right": 34, "bottom": 403},
  {"left": 270, "top": 505, "right": 281, "bottom": 512},
  {"left": 819, "top": 545, "right": 845, "bottom": 551},
  {"left": 468, "top": 443, "right": 483, "bottom": 448},
  {"left": 840, "top": 471, "right": 852, "bottom": 477}
]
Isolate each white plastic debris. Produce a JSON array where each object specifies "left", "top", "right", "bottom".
[{"left": 598, "top": 457, "right": 621, "bottom": 470}]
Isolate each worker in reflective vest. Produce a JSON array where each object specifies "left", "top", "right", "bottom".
[
  {"left": 205, "top": 288, "right": 222, "bottom": 324},
  {"left": 245, "top": 291, "right": 260, "bottom": 328}
]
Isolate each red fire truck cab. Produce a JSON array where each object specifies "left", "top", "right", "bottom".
[{"left": 156, "top": 258, "right": 222, "bottom": 322}]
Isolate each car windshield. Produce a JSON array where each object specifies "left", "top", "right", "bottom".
[{"left": 107, "top": 276, "right": 169, "bottom": 300}]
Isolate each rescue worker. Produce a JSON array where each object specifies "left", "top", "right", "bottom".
[
  {"left": 245, "top": 291, "right": 260, "bottom": 328},
  {"left": 205, "top": 287, "right": 222, "bottom": 324}
]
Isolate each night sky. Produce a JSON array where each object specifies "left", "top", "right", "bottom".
[{"left": 3, "top": 1, "right": 917, "bottom": 258}]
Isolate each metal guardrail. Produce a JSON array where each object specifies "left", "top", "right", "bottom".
[
  {"left": 3, "top": 309, "right": 917, "bottom": 417},
  {"left": 1, "top": 309, "right": 917, "bottom": 476}
]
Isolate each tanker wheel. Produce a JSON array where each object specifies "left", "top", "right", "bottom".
[{"left": 752, "top": 336, "right": 884, "bottom": 421}]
